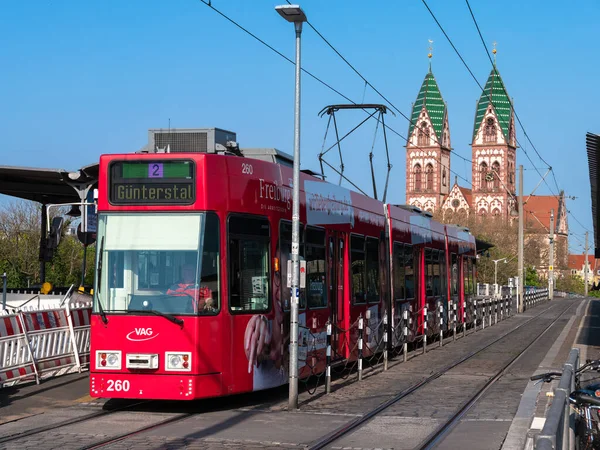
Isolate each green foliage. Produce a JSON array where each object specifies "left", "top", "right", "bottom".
[
  {"left": 525, "top": 266, "right": 541, "bottom": 287},
  {"left": 0, "top": 200, "right": 96, "bottom": 289},
  {"left": 556, "top": 275, "right": 586, "bottom": 295}
]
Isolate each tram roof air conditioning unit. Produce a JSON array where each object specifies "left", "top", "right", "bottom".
[{"left": 144, "top": 128, "right": 237, "bottom": 154}]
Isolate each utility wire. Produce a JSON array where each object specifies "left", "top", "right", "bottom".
[
  {"left": 288, "top": 0, "right": 474, "bottom": 167},
  {"left": 198, "top": 0, "right": 474, "bottom": 187},
  {"left": 421, "top": 0, "right": 545, "bottom": 186},
  {"left": 465, "top": 0, "right": 553, "bottom": 171},
  {"left": 463, "top": 0, "right": 592, "bottom": 233}
]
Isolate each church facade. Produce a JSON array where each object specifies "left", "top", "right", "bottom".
[{"left": 404, "top": 60, "right": 569, "bottom": 274}]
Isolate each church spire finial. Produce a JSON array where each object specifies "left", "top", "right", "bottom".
[
  {"left": 428, "top": 39, "right": 433, "bottom": 71},
  {"left": 492, "top": 41, "right": 497, "bottom": 65}
]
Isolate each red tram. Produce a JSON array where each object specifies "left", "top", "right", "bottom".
[{"left": 90, "top": 137, "right": 476, "bottom": 400}]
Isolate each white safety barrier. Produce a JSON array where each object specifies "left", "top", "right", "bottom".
[{"left": 0, "top": 298, "right": 91, "bottom": 387}]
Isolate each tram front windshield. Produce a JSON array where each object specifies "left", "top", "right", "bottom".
[{"left": 94, "top": 213, "right": 220, "bottom": 316}]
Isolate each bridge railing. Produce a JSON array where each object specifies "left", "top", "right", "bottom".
[{"left": 534, "top": 347, "right": 579, "bottom": 450}]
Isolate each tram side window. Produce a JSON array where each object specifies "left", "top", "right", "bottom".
[
  {"left": 306, "top": 227, "right": 327, "bottom": 309},
  {"left": 437, "top": 250, "right": 446, "bottom": 299},
  {"left": 425, "top": 249, "right": 434, "bottom": 297},
  {"left": 229, "top": 216, "right": 270, "bottom": 312},
  {"left": 451, "top": 253, "right": 458, "bottom": 296},
  {"left": 404, "top": 245, "right": 415, "bottom": 299},
  {"left": 366, "top": 237, "right": 379, "bottom": 303},
  {"left": 351, "top": 235, "right": 366, "bottom": 304},
  {"left": 463, "top": 257, "right": 474, "bottom": 295},
  {"left": 393, "top": 243, "right": 405, "bottom": 301},
  {"left": 279, "top": 221, "right": 305, "bottom": 310},
  {"left": 432, "top": 250, "right": 442, "bottom": 296}
]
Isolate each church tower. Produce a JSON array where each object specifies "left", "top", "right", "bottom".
[
  {"left": 405, "top": 58, "right": 451, "bottom": 212},
  {"left": 471, "top": 60, "right": 517, "bottom": 219}
]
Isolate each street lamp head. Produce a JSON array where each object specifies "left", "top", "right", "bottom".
[{"left": 275, "top": 4, "right": 307, "bottom": 23}]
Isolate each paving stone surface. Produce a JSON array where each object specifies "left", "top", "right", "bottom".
[{"left": 0, "top": 298, "right": 585, "bottom": 450}]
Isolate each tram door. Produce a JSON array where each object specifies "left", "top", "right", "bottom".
[{"left": 328, "top": 232, "right": 347, "bottom": 359}]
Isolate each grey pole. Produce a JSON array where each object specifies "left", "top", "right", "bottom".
[
  {"left": 494, "top": 260, "right": 498, "bottom": 286},
  {"left": 518, "top": 165, "right": 524, "bottom": 313},
  {"left": 2, "top": 272, "right": 7, "bottom": 310},
  {"left": 276, "top": 4, "right": 307, "bottom": 411},
  {"left": 549, "top": 209, "right": 554, "bottom": 300},
  {"left": 585, "top": 231, "right": 589, "bottom": 297}
]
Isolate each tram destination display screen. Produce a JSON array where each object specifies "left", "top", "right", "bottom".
[{"left": 109, "top": 160, "right": 195, "bottom": 205}]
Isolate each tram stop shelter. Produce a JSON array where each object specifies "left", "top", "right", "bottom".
[
  {"left": 587, "top": 132, "right": 600, "bottom": 258},
  {"left": 0, "top": 163, "right": 99, "bottom": 282}
]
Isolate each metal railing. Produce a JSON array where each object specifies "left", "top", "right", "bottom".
[{"left": 534, "top": 347, "right": 579, "bottom": 450}]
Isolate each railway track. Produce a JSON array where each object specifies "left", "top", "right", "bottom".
[
  {"left": 309, "top": 299, "right": 576, "bottom": 450},
  {"left": 0, "top": 399, "right": 154, "bottom": 445},
  {"left": 0, "top": 300, "right": 572, "bottom": 449}
]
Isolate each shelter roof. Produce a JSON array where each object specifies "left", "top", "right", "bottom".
[
  {"left": 587, "top": 132, "right": 600, "bottom": 257},
  {"left": 0, "top": 164, "right": 98, "bottom": 204}
]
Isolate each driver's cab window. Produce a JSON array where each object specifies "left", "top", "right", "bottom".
[{"left": 95, "top": 212, "right": 220, "bottom": 315}]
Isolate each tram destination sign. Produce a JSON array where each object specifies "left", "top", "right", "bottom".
[{"left": 109, "top": 160, "right": 196, "bottom": 205}]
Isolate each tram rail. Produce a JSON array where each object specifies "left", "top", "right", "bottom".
[
  {"left": 308, "top": 299, "right": 574, "bottom": 450},
  {"left": 0, "top": 399, "right": 153, "bottom": 445}
]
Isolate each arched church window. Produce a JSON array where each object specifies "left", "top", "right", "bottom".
[
  {"left": 484, "top": 117, "right": 496, "bottom": 143},
  {"left": 425, "top": 164, "right": 434, "bottom": 191},
  {"left": 492, "top": 208, "right": 500, "bottom": 217},
  {"left": 479, "top": 162, "right": 488, "bottom": 190},
  {"left": 442, "top": 168, "right": 447, "bottom": 186},
  {"left": 492, "top": 161, "right": 500, "bottom": 190},
  {"left": 479, "top": 208, "right": 487, "bottom": 216},
  {"left": 414, "top": 164, "right": 422, "bottom": 192},
  {"left": 418, "top": 122, "right": 430, "bottom": 147}
]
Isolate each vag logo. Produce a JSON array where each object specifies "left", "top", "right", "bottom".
[{"left": 126, "top": 328, "right": 159, "bottom": 341}]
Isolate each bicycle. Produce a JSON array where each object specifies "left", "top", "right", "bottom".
[{"left": 532, "top": 360, "right": 600, "bottom": 449}]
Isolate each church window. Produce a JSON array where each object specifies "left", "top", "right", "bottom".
[
  {"left": 479, "top": 208, "right": 487, "bottom": 216},
  {"left": 484, "top": 117, "right": 496, "bottom": 143},
  {"left": 492, "top": 161, "right": 500, "bottom": 190},
  {"left": 414, "top": 164, "right": 422, "bottom": 192},
  {"left": 492, "top": 208, "right": 500, "bottom": 216},
  {"left": 479, "top": 162, "right": 488, "bottom": 190},
  {"left": 418, "top": 122, "right": 430, "bottom": 147},
  {"left": 442, "top": 168, "right": 447, "bottom": 186},
  {"left": 425, "top": 164, "right": 434, "bottom": 191}
]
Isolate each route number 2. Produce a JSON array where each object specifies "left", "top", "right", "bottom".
[
  {"left": 242, "top": 163, "right": 253, "bottom": 175},
  {"left": 107, "top": 380, "right": 130, "bottom": 392}
]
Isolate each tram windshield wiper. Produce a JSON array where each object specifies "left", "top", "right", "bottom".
[{"left": 128, "top": 309, "right": 184, "bottom": 327}]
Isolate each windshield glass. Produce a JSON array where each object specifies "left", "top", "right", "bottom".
[{"left": 94, "top": 212, "right": 220, "bottom": 315}]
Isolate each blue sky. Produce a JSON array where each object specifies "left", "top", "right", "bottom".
[{"left": 1, "top": 1, "right": 597, "bottom": 253}]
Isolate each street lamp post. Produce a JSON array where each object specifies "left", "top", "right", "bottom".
[
  {"left": 493, "top": 258, "right": 507, "bottom": 291},
  {"left": 275, "top": 4, "right": 307, "bottom": 411}
]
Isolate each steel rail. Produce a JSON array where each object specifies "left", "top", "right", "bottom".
[
  {"left": 308, "top": 299, "right": 568, "bottom": 450},
  {"left": 418, "top": 299, "right": 577, "bottom": 449},
  {"left": 80, "top": 413, "right": 194, "bottom": 449},
  {"left": 0, "top": 399, "right": 153, "bottom": 445}
]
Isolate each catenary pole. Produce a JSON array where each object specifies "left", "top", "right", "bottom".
[
  {"left": 549, "top": 209, "right": 554, "bottom": 300},
  {"left": 518, "top": 165, "right": 524, "bottom": 313}
]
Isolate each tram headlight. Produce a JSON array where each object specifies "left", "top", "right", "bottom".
[
  {"left": 96, "top": 351, "right": 121, "bottom": 370},
  {"left": 165, "top": 352, "right": 192, "bottom": 371}
]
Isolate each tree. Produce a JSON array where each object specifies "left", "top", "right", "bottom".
[{"left": 0, "top": 200, "right": 95, "bottom": 288}]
